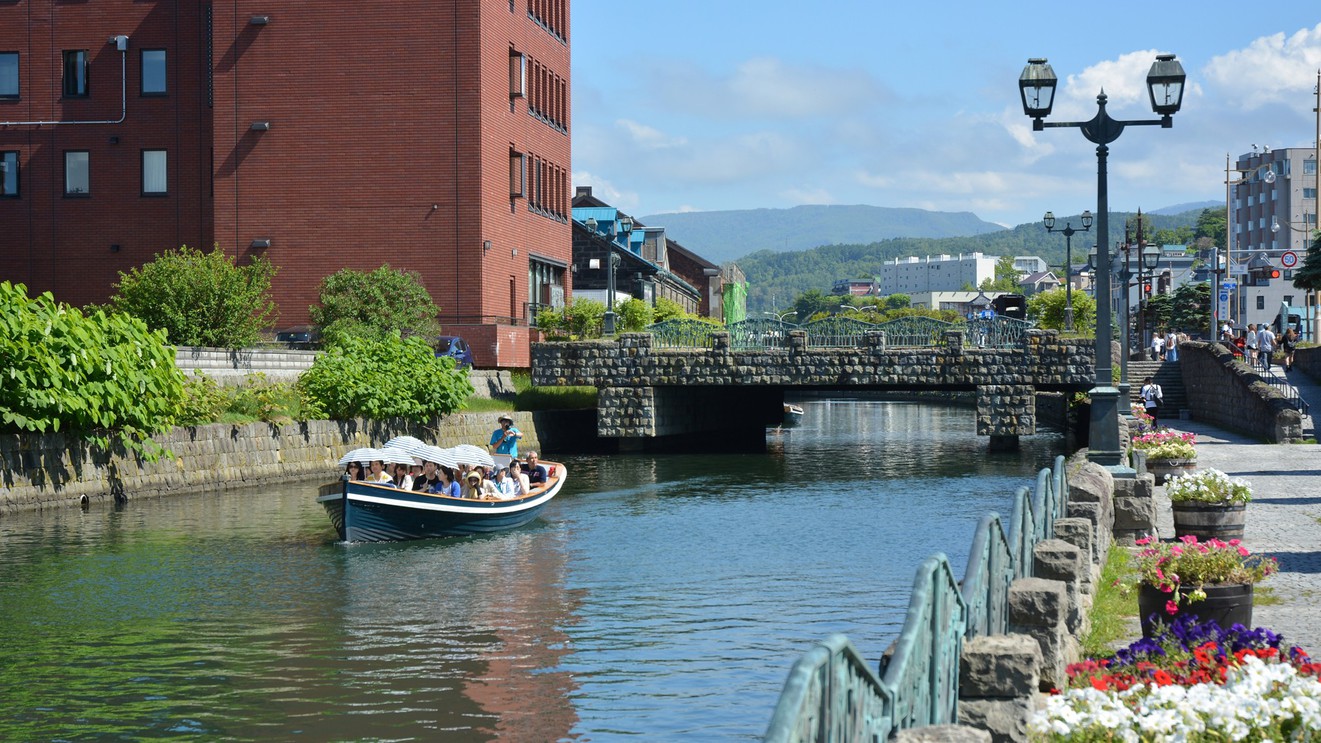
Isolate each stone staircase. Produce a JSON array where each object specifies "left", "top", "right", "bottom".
[{"left": 1127, "top": 359, "right": 1187, "bottom": 415}]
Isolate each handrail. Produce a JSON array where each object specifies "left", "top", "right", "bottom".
[
  {"left": 763, "top": 634, "right": 893, "bottom": 743},
  {"left": 645, "top": 316, "right": 1035, "bottom": 350},
  {"left": 765, "top": 457, "right": 1069, "bottom": 740}
]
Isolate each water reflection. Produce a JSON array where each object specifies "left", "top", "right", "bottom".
[{"left": 0, "top": 399, "right": 1061, "bottom": 741}]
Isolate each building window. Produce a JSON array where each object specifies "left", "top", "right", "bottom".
[
  {"left": 1, "top": 151, "right": 17, "bottom": 197},
  {"left": 1257, "top": 295, "right": 1265, "bottom": 310},
  {"left": 509, "top": 50, "right": 525, "bottom": 99},
  {"left": 1306, "top": 159, "right": 1317, "bottom": 176},
  {"left": 63, "top": 50, "right": 88, "bottom": 97},
  {"left": 141, "top": 149, "right": 167, "bottom": 195},
  {"left": 1284, "top": 295, "right": 1295, "bottom": 306},
  {"left": 141, "top": 49, "right": 166, "bottom": 95},
  {"left": 1305, "top": 187, "right": 1317, "bottom": 200},
  {"left": 509, "top": 150, "right": 525, "bottom": 198},
  {"left": 64, "top": 151, "right": 89, "bottom": 196},
  {"left": 0, "top": 53, "right": 17, "bottom": 99}
]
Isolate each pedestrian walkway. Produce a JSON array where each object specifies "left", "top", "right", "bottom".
[{"left": 1153, "top": 368, "right": 1321, "bottom": 653}]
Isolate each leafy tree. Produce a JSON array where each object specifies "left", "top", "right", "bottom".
[
  {"left": 297, "top": 332, "right": 472, "bottom": 423},
  {"left": 1292, "top": 232, "right": 1321, "bottom": 295},
  {"left": 793, "top": 289, "right": 838, "bottom": 320},
  {"left": 109, "top": 244, "right": 277, "bottom": 349},
  {"left": 652, "top": 297, "right": 687, "bottom": 324},
  {"left": 617, "top": 297, "right": 653, "bottom": 332},
  {"left": 1, "top": 281, "right": 185, "bottom": 455},
  {"left": 979, "top": 255, "right": 1020, "bottom": 292},
  {"left": 1027, "top": 288, "right": 1096, "bottom": 333},
  {"left": 1195, "top": 208, "right": 1226, "bottom": 245},
  {"left": 1146, "top": 282, "right": 1211, "bottom": 333},
  {"left": 310, "top": 265, "right": 441, "bottom": 346},
  {"left": 881, "top": 293, "right": 911, "bottom": 310}
]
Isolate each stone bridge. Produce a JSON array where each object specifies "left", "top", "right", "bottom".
[{"left": 531, "top": 329, "right": 1096, "bottom": 452}]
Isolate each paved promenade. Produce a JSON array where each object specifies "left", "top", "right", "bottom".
[{"left": 1153, "top": 368, "right": 1321, "bottom": 654}]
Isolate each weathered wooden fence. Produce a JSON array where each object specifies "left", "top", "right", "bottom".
[{"left": 762, "top": 455, "right": 1067, "bottom": 741}]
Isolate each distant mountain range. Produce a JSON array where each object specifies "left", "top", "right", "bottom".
[
  {"left": 639, "top": 204, "right": 1004, "bottom": 264},
  {"left": 640, "top": 202, "right": 1219, "bottom": 265}
]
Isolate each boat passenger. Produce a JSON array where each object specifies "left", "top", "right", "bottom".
[
  {"left": 412, "top": 461, "right": 439, "bottom": 491},
  {"left": 509, "top": 460, "right": 531, "bottom": 496},
  {"left": 524, "top": 451, "right": 548, "bottom": 485},
  {"left": 463, "top": 470, "right": 496, "bottom": 500},
  {"left": 393, "top": 463, "right": 414, "bottom": 491},
  {"left": 489, "top": 415, "right": 523, "bottom": 458},
  {"left": 492, "top": 467, "right": 517, "bottom": 499},
  {"left": 345, "top": 462, "right": 364, "bottom": 481},
  {"left": 429, "top": 466, "right": 461, "bottom": 498},
  {"left": 367, "top": 460, "right": 394, "bottom": 484}
]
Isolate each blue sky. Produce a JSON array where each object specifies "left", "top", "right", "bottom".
[{"left": 570, "top": 2, "right": 1321, "bottom": 229}]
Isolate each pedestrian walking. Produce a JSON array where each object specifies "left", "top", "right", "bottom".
[
  {"left": 1151, "top": 332, "right": 1165, "bottom": 362},
  {"left": 1244, "top": 323, "right": 1258, "bottom": 366},
  {"left": 1258, "top": 324, "right": 1276, "bottom": 372},
  {"left": 1165, "top": 329, "right": 1179, "bottom": 362},
  {"left": 1282, "top": 328, "right": 1299, "bottom": 371},
  {"left": 1140, "top": 376, "right": 1163, "bottom": 428}
]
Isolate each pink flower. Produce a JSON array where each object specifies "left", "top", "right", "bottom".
[
  {"left": 1228, "top": 539, "right": 1242, "bottom": 546},
  {"left": 1238, "top": 546, "right": 1250, "bottom": 557},
  {"left": 1208, "top": 538, "right": 1227, "bottom": 549},
  {"left": 1165, "top": 600, "right": 1180, "bottom": 615},
  {"left": 1155, "top": 568, "right": 1166, "bottom": 581},
  {"left": 1179, "top": 534, "right": 1199, "bottom": 545},
  {"left": 1170, "top": 546, "right": 1183, "bottom": 556},
  {"left": 1135, "top": 536, "right": 1153, "bottom": 546}
]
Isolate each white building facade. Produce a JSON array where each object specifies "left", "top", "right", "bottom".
[{"left": 878, "top": 253, "right": 998, "bottom": 295}]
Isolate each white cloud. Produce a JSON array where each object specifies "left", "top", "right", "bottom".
[
  {"left": 1204, "top": 23, "right": 1321, "bottom": 111},
  {"left": 616, "top": 119, "right": 688, "bottom": 149},
  {"left": 647, "top": 56, "right": 891, "bottom": 120}
]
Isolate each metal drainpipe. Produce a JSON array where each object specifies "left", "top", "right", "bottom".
[{"left": 1, "top": 41, "right": 128, "bottom": 127}]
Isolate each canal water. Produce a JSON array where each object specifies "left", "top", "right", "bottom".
[{"left": 0, "top": 399, "right": 1062, "bottom": 741}]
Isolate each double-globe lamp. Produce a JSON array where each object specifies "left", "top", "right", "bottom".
[{"left": 1019, "top": 53, "right": 1185, "bottom": 473}]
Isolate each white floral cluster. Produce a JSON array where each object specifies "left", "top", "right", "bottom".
[
  {"left": 1029, "top": 656, "right": 1321, "bottom": 741},
  {"left": 1165, "top": 467, "right": 1253, "bottom": 504}
]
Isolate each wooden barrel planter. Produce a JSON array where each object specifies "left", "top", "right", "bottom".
[
  {"left": 1147, "top": 458, "right": 1196, "bottom": 485},
  {"left": 1138, "top": 582, "right": 1253, "bottom": 636},
  {"left": 1172, "top": 502, "right": 1246, "bottom": 541}
]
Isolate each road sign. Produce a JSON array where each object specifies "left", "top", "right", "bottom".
[
  {"left": 1222, "top": 281, "right": 1237, "bottom": 290},
  {"left": 1230, "top": 265, "right": 1248, "bottom": 276},
  {"left": 1219, "top": 293, "right": 1229, "bottom": 302},
  {"left": 1282, "top": 251, "right": 1299, "bottom": 268}
]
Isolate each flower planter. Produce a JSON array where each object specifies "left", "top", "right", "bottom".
[
  {"left": 1138, "top": 582, "right": 1253, "bottom": 637},
  {"left": 1147, "top": 458, "right": 1195, "bottom": 485},
  {"left": 1172, "top": 502, "right": 1246, "bottom": 541}
]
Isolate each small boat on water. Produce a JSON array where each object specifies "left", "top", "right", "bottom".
[
  {"left": 317, "top": 461, "right": 567, "bottom": 542},
  {"left": 782, "top": 403, "right": 804, "bottom": 428}
]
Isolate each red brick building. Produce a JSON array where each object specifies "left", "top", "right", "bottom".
[{"left": 0, "top": 1, "right": 571, "bottom": 367}]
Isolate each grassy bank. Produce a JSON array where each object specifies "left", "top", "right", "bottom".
[
  {"left": 1081, "top": 543, "right": 1138, "bottom": 658},
  {"left": 461, "top": 371, "right": 597, "bottom": 414}
]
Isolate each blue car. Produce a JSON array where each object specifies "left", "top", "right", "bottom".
[{"left": 435, "top": 336, "right": 474, "bottom": 367}]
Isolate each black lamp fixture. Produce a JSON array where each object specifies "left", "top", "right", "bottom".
[
  {"left": 1019, "top": 53, "right": 1185, "bottom": 473},
  {"left": 603, "top": 215, "right": 633, "bottom": 336},
  {"left": 250, "top": 238, "right": 271, "bottom": 249},
  {"left": 1043, "top": 209, "right": 1093, "bottom": 330}
]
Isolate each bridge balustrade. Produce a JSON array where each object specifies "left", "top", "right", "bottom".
[{"left": 763, "top": 455, "right": 1067, "bottom": 741}]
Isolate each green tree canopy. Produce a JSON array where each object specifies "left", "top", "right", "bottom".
[
  {"left": 1146, "top": 282, "right": 1211, "bottom": 333},
  {"left": 109, "top": 244, "right": 277, "bottom": 349},
  {"left": 979, "top": 255, "right": 1020, "bottom": 292},
  {"left": 1292, "top": 233, "right": 1321, "bottom": 294},
  {"left": 297, "top": 332, "right": 472, "bottom": 423},
  {"left": 1196, "top": 208, "right": 1227, "bottom": 246},
  {"left": 1027, "top": 288, "right": 1096, "bottom": 333},
  {"left": 310, "top": 265, "right": 441, "bottom": 345}
]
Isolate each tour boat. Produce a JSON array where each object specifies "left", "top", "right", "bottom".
[
  {"left": 317, "top": 462, "right": 567, "bottom": 542},
  {"left": 782, "top": 403, "right": 804, "bottom": 428}
]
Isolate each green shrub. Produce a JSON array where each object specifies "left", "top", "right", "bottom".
[
  {"left": 297, "top": 333, "right": 472, "bottom": 422},
  {"left": 109, "top": 244, "right": 277, "bottom": 349},
  {"left": 0, "top": 281, "right": 185, "bottom": 455},
  {"left": 653, "top": 297, "right": 686, "bottom": 323},
  {"left": 177, "top": 374, "right": 228, "bottom": 426},
  {"left": 618, "top": 297, "right": 653, "bottom": 332},
  {"left": 310, "top": 265, "right": 441, "bottom": 346}
]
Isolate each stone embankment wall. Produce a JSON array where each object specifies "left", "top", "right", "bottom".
[
  {"left": 0, "top": 412, "right": 543, "bottom": 514},
  {"left": 1179, "top": 341, "right": 1303, "bottom": 442},
  {"left": 174, "top": 346, "right": 517, "bottom": 398},
  {"left": 1294, "top": 346, "right": 1321, "bottom": 379}
]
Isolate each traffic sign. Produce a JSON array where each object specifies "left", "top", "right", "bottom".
[
  {"left": 1222, "top": 281, "right": 1237, "bottom": 290},
  {"left": 1219, "top": 293, "right": 1229, "bottom": 302},
  {"left": 1282, "top": 251, "right": 1299, "bottom": 268}
]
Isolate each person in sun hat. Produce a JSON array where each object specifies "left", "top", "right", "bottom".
[
  {"left": 488, "top": 414, "right": 523, "bottom": 457},
  {"left": 463, "top": 469, "right": 497, "bottom": 500}
]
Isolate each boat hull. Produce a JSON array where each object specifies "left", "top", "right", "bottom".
[
  {"left": 317, "top": 464, "right": 566, "bottom": 542},
  {"left": 782, "top": 404, "right": 804, "bottom": 428}
]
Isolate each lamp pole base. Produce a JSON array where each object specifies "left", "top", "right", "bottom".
[{"left": 603, "top": 311, "right": 617, "bottom": 336}]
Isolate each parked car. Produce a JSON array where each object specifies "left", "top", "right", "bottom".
[
  {"left": 275, "top": 325, "right": 321, "bottom": 349},
  {"left": 435, "top": 335, "right": 474, "bottom": 367}
]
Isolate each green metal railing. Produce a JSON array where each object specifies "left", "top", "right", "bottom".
[
  {"left": 764, "top": 455, "right": 1068, "bottom": 741},
  {"left": 645, "top": 316, "right": 1033, "bottom": 350}
]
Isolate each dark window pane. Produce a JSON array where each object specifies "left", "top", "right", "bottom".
[
  {"left": 1, "top": 152, "right": 17, "bottom": 197},
  {"left": 0, "top": 53, "right": 17, "bottom": 98},
  {"left": 63, "top": 50, "right": 87, "bottom": 97},
  {"left": 142, "top": 50, "right": 166, "bottom": 94}
]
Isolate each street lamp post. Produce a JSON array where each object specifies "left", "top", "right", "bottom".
[
  {"left": 1043, "top": 209, "right": 1093, "bottom": 330},
  {"left": 1224, "top": 154, "right": 1279, "bottom": 336},
  {"left": 603, "top": 215, "right": 633, "bottom": 335},
  {"left": 763, "top": 310, "right": 797, "bottom": 323},
  {"left": 1020, "top": 53, "right": 1186, "bottom": 472}
]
